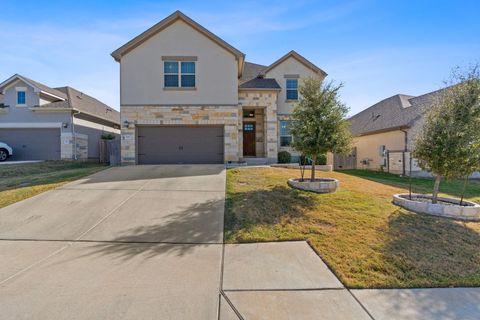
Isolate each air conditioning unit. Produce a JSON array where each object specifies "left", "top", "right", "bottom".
[{"left": 360, "top": 158, "right": 372, "bottom": 165}]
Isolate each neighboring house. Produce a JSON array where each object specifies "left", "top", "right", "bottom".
[
  {"left": 0, "top": 74, "right": 120, "bottom": 161},
  {"left": 111, "top": 10, "right": 326, "bottom": 165},
  {"left": 344, "top": 87, "right": 451, "bottom": 176}
]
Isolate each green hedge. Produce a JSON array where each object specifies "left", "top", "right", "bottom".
[{"left": 278, "top": 151, "right": 292, "bottom": 163}]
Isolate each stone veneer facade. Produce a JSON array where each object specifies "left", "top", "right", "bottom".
[
  {"left": 238, "top": 90, "right": 278, "bottom": 163},
  {"left": 120, "top": 90, "right": 280, "bottom": 164},
  {"left": 60, "top": 132, "right": 88, "bottom": 160}
]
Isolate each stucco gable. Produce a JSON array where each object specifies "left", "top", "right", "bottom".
[
  {"left": 111, "top": 10, "right": 245, "bottom": 77},
  {"left": 261, "top": 51, "right": 327, "bottom": 77}
]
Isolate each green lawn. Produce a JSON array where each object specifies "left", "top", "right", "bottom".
[
  {"left": 0, "top": 161, "right": 107, "bottom": 209},
  {"left": 225, "top": 167, "right": 480, "bottom": 289}
]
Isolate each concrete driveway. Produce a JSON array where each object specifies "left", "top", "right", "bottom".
[{"left": 0, "top": 165, "right": 225, "bottom": 319}]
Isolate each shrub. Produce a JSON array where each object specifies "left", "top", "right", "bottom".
[
  {"left": 278, "top": 151, "right": 292, "bottom": 163},
  {"left": 317, "top": 153, "right": 327, "bottom": 165},
  {"left": 101, "top": 132, "right": 116, "bottom": 140}
]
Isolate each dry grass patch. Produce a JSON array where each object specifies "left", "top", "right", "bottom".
[
  {"left": 225, "top": 167, "right": 480, "bottom": 288},
  {"left": 0, "top": 161, "right": 107, "bottom": 209}
]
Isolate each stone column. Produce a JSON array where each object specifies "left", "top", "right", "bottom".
[{"left": 265, "top": 100, "right": 278, "bottom": 163}]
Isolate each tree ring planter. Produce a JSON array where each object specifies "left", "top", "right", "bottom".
[
  {"left": 393, "top": 193, "right": 480, "bottom": 221},
  {"left": 288, "top": 178, "right": 339, "bottom": 193}
]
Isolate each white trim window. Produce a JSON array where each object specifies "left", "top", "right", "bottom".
[
  {"left": 15, "top": 87, "right": 27, "bottom": 106},
  {"left": 280, "top": 120, "right": 293, "bottom": 147},
  {"left": 164, "top": 61, "right": 196, "bottom": 88}
]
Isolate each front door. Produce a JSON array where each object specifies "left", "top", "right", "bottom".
[{"left": 243, "top": 122, "right": 256, "bottom": 156}]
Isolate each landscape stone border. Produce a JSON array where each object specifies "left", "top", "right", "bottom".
[
  {"left": 288, "top": 178, "right": 339, "bottom": 193},
  {"left": 393, "top": 193, "right": 480, "bottom": 221},
  {"left": 272, "top": 164, "right": 333, "bottom": 171}
]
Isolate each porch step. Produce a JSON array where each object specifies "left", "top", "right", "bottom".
[{"left": 244, "top": 157, "right": 268, "bottom": 166}]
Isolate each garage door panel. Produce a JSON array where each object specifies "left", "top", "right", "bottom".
[
  {"left": 137, "top": 126, "right": 224, "bottom": 164},
  {"left": 0, "top": 128, "right": 61, "bottom": 160}
]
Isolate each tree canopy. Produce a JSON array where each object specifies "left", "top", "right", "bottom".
[
  {"left": 291, "top": 76, "right": 352, "bottom": 180},
  {"left": 413, "top": 65, "right": 480, "bottom": 203}
]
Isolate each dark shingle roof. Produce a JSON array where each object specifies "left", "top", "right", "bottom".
[
  {"left": 0, "top": 74, "right": 119, "bottom": 124},
  {"left": 239, "top": 77, "right": 281, "bottom": 90},
  {"left": 348, "top": 94, "right": 417, "bottom": 136},
  {"left": 17, "top": 75, "right": 68, "bottom": 100},
  {"left": 349, "top": 87, "right": 452, "bottom": 136},
  {"left": 53, "top": 87, "right": 120, "bottom": 124},
  {"left": 241, "top": 62, "right": 267, "bottom": 83}
]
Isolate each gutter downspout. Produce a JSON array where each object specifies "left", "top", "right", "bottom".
[
  {"left": 400, "top": 129, "right": 408, "bottom": 176},
  {"left": 71, "top": 110, "right": 81, "bottom": 160}
]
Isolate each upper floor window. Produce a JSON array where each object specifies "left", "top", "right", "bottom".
[
  {"left": 16, "top": 90, "right": 26, "bottom": 106},
  {"left": 164, "top": 61, "right": 196, "bottom": 88},
  {"left": 286, "top": 79, "right": 298, "bottom": 100},
  {"left": 280, "top": 120, "right": 293, "bottom": 147}
]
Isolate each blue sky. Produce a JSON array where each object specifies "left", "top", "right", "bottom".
[{"left": 1, "top": 0, "right": 479, "bottom": 115}]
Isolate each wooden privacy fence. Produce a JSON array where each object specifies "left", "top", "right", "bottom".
[
  {"left": 99, "top": 138, "right": 121, "bottom": 165},
  {"left": 334, "top": 147, "right": 357, "bottom": 170}
]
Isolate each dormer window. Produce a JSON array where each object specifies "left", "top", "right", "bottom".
[
  {"left": 163, "top": 58, "right": 196, "bottom": 89},
  {"left": 15, "top": 87, "right": 27, "bottom": 106}
]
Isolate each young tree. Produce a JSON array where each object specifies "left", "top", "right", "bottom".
[
  {"left": 413, "top": 65, "right": 480, "bottom": 203},
  {"left": 291, "top": 77, "right": 352, "bottom": 181}
]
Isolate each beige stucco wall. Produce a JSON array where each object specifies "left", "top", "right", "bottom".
[
  {"left": 353, "top": 130, "right": 406, "bottom": 170},
  {"left": 120, "top": 20, "right": 238, "bottom": 106},
  {"left": 264, "top": 56, "right": 324, "bottom": 115},
  {"left": 121, "top": 105, "right": 240, "bottom": 164}
]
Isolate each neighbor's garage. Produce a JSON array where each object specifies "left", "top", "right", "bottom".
[
  {"left": 0, "top": 128, "right": 61, "bottom": 160},
  {"left": 137, "top": 126, "right": 224, "bottom": 164}
]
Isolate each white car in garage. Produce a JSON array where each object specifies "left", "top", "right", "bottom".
[{"left": 0, "top": 142, "right": 13, "bottom": 161}]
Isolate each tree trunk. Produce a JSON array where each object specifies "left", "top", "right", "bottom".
[
  {"left": 311, "top": 154, "right": 317, "bottom": 181},
  {"left": 432, "top": 175, "right": 441, "bottom": 204}
]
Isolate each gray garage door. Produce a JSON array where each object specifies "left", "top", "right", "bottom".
[
  {"left": 0, "top": 128, "right": 61, "bottom": 160},
  {"left": 137, "top": 126, "right": 224, "bottom": 164}
]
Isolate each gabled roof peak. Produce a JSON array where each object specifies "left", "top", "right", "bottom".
[
  {"left": 260, "top": 50, "right": 327, "bottom": 77},
  {"left": 0, "top": 74, "right": 67, "bottom": 100},
  {"left": 111, "top": 10, "right": 245, "bottom": 76}
]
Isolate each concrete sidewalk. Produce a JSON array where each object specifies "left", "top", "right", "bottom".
[
  {"left": 220, "top": 242, "right": 371, "bottom": 320},
  {"left": 219, "top": 241, "right": 480, "bottom": 320},
  {"left": 352, "top": 288, "right": 480, "bottom": 320}
]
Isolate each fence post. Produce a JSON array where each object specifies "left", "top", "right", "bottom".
[
  {"left": 386, "top": 150, "right": 390, "bottom": 173},
  {"left": 409, "top": 152, "right": 412, "bottom": 199}
]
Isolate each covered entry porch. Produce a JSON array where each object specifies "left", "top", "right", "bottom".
[{"left": 238, "top": 90, "right": 279, "bottom": 164}]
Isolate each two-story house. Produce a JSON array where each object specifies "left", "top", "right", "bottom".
[
  {"left": 112, "top": 10, "right": 326, "bottom": 165},
  {"left": 0, "top": 74, "right": 120, "bottom": 161}
]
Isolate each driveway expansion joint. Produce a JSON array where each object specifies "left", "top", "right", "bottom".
[
  {"left": 0, "top": 177, "right": 152, "bottom": 286},
  {"left": 0, "top": 238, "right": 225, "bottom": 245},
  {"left": 220, "top": 290, "right": 244, "bottom": 320}
]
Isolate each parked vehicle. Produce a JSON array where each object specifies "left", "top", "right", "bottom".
[{"left": 0, "top": 142, "right": 13, "bottom": 161}]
